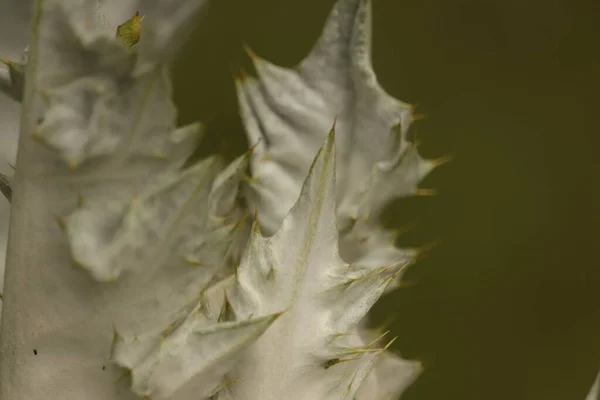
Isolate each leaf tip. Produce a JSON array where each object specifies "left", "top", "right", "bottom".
[
  {"left": 411, "top": 112, "right": 427, "bottom": 122},
  {"left": 413, "top": 239, "right": 441, "bottom": 262},
  {"left": 430, "top": 153, "right": 454, "bottom": 168},
  {"left": 329, "top": 117, "right": 337, "bottom": 137},
  {"left": 0, "top": 52, "right": 12, "bottom": 66},
  {"left": 247, "top": 138, "right": 261, "bottom": 156},
  {"left": 413, "top": 187, "right": 437, "bottom": 197},
  {"left": 242, "top": 42, "right": 258, "bottom": 61},
  {"left": 233, "top": 66, "right": 248, "bottom": 85}
]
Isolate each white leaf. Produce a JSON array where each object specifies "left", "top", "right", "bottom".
[
  {"left": 236, "top": 0, "right": 438, "bottom": 289},
  {"left": 0, "top": 1, "right": 249, "bottom": 398},
  {"left": 197, "top": 132, "right": 407, "bottom": 400},
  {"left": 237, "top": 0, "right": 433, "bottom": 236},
  {"left": 236, "top": 0, "right": 426, "bottom": 395}
]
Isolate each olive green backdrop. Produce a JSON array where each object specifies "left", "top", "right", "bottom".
[{"left": 171, "top": 0, "right": 600, "bottom": 399}]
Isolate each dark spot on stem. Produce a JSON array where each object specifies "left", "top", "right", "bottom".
[{"left": 33, "top": 349, "right": 37, "bottom": 355}]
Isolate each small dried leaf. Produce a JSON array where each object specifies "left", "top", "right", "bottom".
[{"left": 116, "top": 11, "right": 143, "bottom": 48}]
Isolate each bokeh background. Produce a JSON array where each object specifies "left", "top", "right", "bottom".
[{"left": 1, "top": 0, "right": 599, "bottom": 399}]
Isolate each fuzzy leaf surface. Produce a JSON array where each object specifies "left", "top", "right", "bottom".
[
  {"left": 237, "top": 0, "right": 426, "bottom": 396},
  {"left": 194, "top": 132, "right": 407, "bottom": 400},
  {"left": 237, "top": 0, "right": 435, "bottom": 270},
  {"left": 0, "top": 0, "right": 248, "bottom": 399}
]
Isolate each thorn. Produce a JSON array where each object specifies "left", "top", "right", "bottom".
[
  {"left": 242, "top": 42, "right": 257, "bottom": 61},
  {"left": 408, "top": 102, "right": 422, "bottom": 112},
  {"left": 364, "top": 329, "right": 392, "bottom": 348},
  {"left": 382, "top": 336, "right": 398, "bottom": 351},
  {"left": 414, "top": 239, "right": 441, "bottom": 261},
  {"left": 369, "top": 314, "right": 398, "bottom": 335},
  {"left": 430, "top": 153, "right": 454, "bottom": 168},
  {"left": 232, "top": 67, "right": 242, "bottom": 84},
  {"left": 391, "top": 220, "right": 418, "bottom": 238},
  {"left": 384, "top": 261, "right": 410, "bottom": 284},
  {"left": 247, "top": 138, "right": 261, "bottom": 156},
  {"left": 411, "top": 113, "right": 428, "bottom": 121},
  {"left": 232, "top": 66, "right": 246, "bottom": 85},
  {"left": 330, "top": 116, "right": 337, "bottom": 137},
  {"left": 413, "top": 188, "right": 438, "bottom": 196}
]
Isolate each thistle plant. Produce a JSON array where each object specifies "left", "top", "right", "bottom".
[{"left": 0, "top": 0, "right": 441, "bottom": 398}]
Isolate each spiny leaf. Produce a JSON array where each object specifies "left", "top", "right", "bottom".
[
  {"left": 0, "top": 6, "right": 141, "bottom": 104},
  {"left": 217, "top": 132, "right": 406, "bottom": 399},
  {"left": 113, "top": 310, "right": 281, "bottom": 400},
  {"left": 236, "top": 0, "right": 425, "bottom": 395},
  {"left": 0, "top": 1, "right": 249, "bottom": 398},
  {"left": 236, "top": 0, "right": 437, "bottom": 275}
]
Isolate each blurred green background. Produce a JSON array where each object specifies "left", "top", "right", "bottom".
[{"left": 171, "top": 0, "right": 600, "bottom": 399}]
